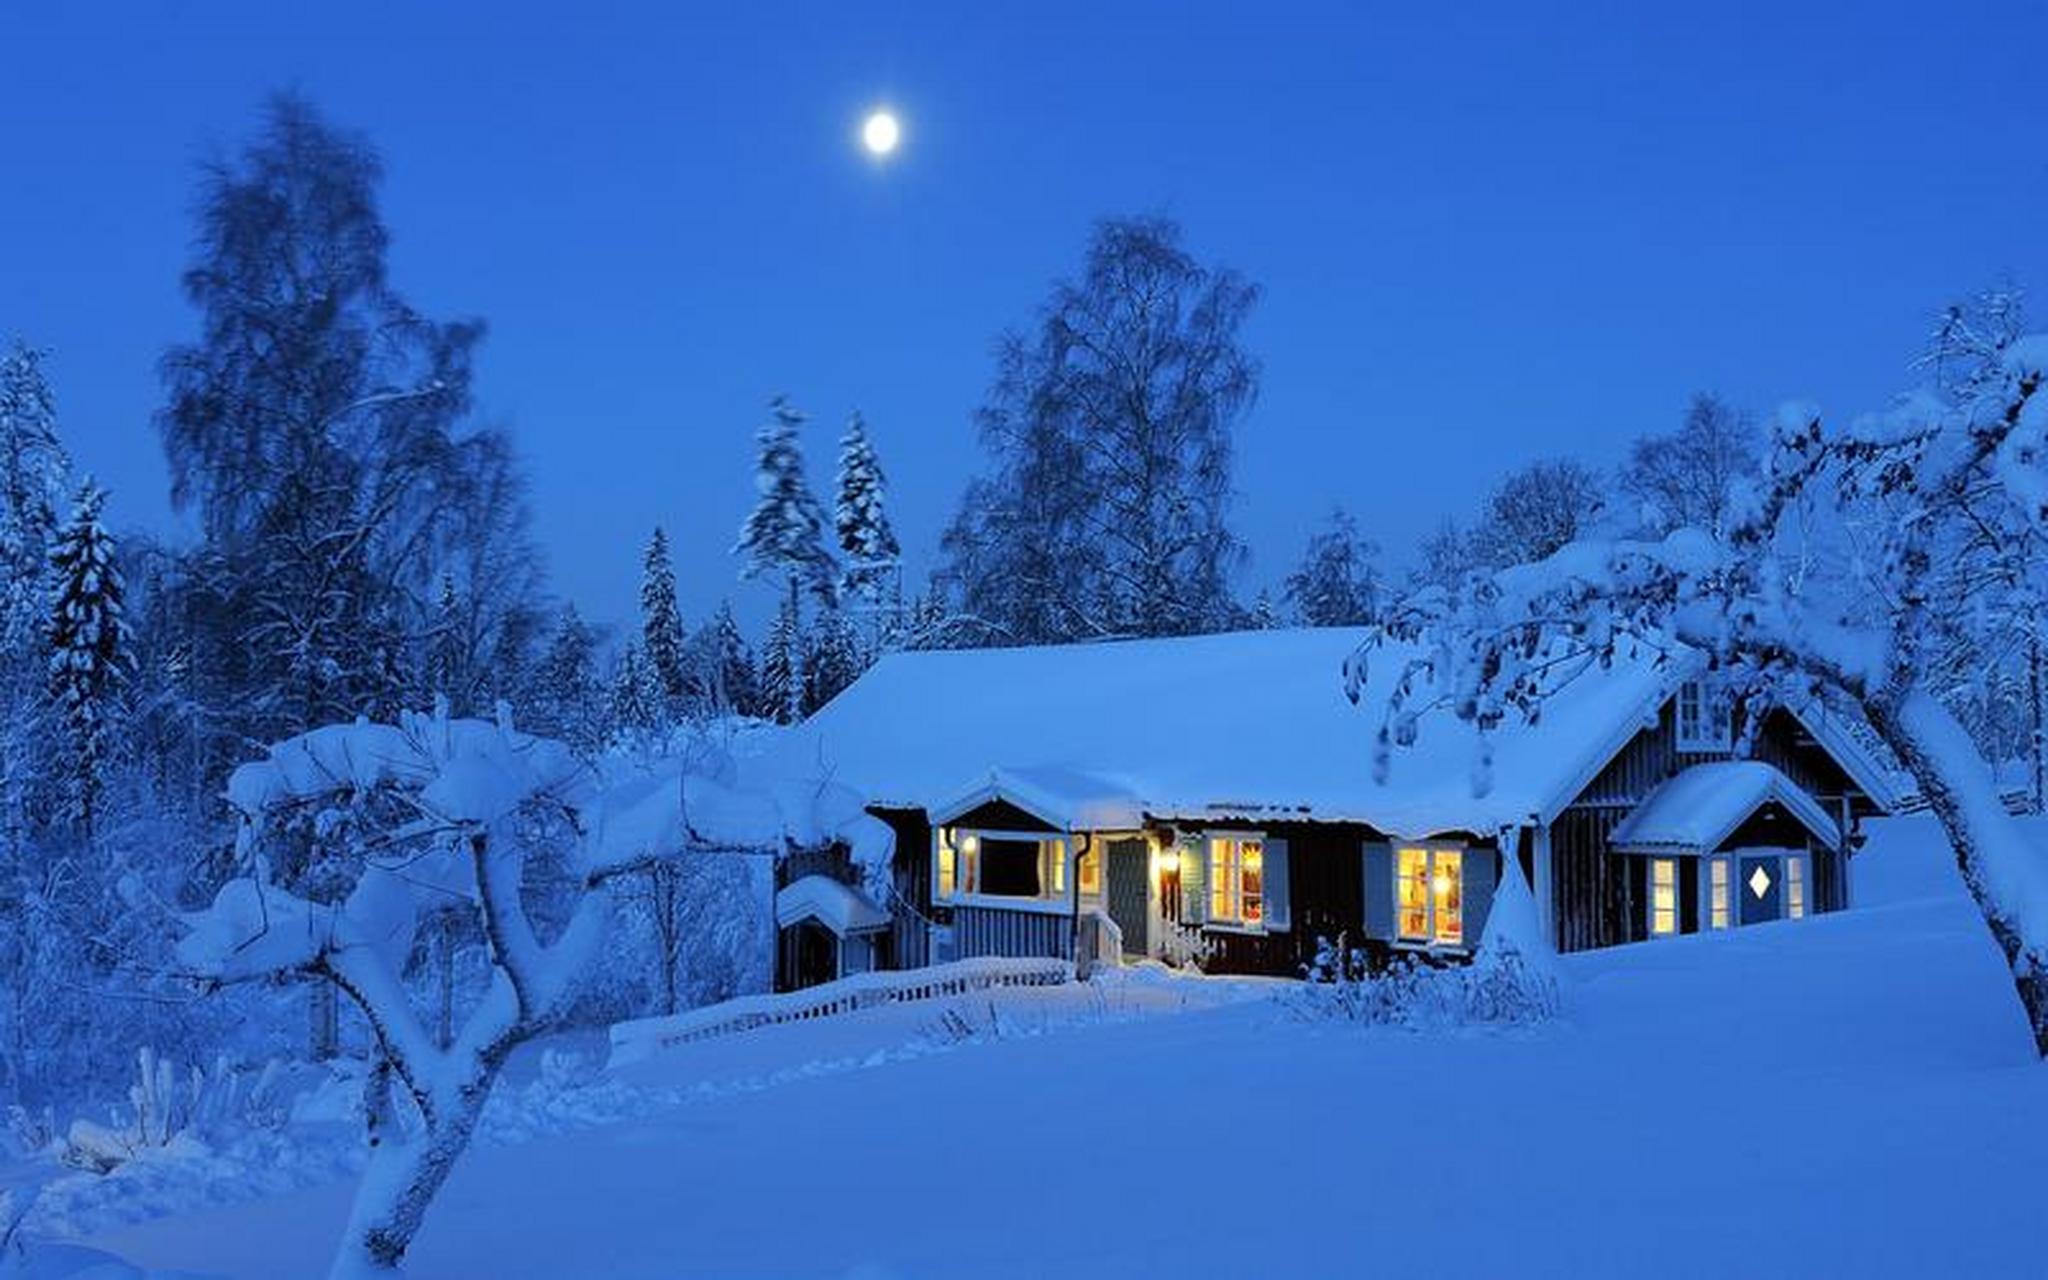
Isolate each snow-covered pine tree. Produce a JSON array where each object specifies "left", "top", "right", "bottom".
[
  {"left": 0, "top": 339, "right": 70, "bottom": 852},
  {"left": 428, "top": 572, "right": 464, "bottom": 712},
  {"left": 834, "top": 410, "right": 901, "bottom": 609},
  {"left": 640, "top": 526, "right": 690, "bottom": 715},
  {"left": 802, "top": 604, "right": 862, "bottom": 715},
  {"left": 46, "top": 480, "right": 127, "bottom": 836},
  {"left": 608, "top": 641, "right": 663, "bottom": 740},
  {"left": 704, "top": 600, "right": 760, "bottom": 720},
  {"left": 1250, "top": 589, "right": 1278, "bottom": 629},
  {"left": 524, "top": 604, "right": 606, "bottom": 755},
  {"left": 758, "top": 593, "right": 802, "bottom": 725},
  {"left": 735, "top": 396, "right": 838, "bottom": 609}
]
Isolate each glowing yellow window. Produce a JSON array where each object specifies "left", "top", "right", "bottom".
[
  {"left": 937, "top": 832, "right": 956, "bottom": 898},
  {"left": 1398, "top": 847, "right": 1461, "bottom": 945},
  {"left": 1206, "top": 836, "right": 1265, "bottom": 925},
  {"left": 1048, "top": 839, "right": 1067, "bottom": 895},
  {"left": 1787, "top": 855, "right": 1806, "bottom": 919},
  {"left": 1078, "top": 846, "right": 1100, "bottom": 895},
  {"left": 1433, "top": 850, "right": 1462, "bottom": 944},
  {"left": 1397, "top": 848, "right": 1431, "bottom": 940},
  {"left": 1709, "top": 857, "right": 1730, "bottom": 929},
  {"left": 1650, "top": 858, "right": 1677, "bottom": 936}
]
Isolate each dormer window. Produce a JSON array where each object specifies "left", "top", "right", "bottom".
[{"left": 1676, "top": 679, "right": 1733, "bottom": 752}]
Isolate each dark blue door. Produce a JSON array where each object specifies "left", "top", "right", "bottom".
[{"left": 1739, "top": 855, "right": 1782, "bottom": 925}]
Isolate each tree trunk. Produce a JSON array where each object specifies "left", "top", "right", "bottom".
[
  {"left": 310, "top": 980, "right": 339, "bottom": 1061},
  {"left": 329, "top": 1053, "right": 503, "bottom": 1278},
  {"left": 1866, "top": 685, "right": 2048, "bottom": 1057}
]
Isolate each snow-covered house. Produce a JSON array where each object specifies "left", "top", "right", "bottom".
[{"left": 754, "top": 628, "right": 1895, "bottom": 982}]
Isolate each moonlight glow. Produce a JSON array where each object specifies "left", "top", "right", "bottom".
[{"left": 861, "top": 109, "right": 901, "bottom": 157}]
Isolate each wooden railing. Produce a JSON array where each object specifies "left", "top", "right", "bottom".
[{"left": 608, "top": 956, "right": 1074, "bottom": 1067}]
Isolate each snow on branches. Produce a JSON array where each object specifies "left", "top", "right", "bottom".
[
  {"left": 178, "top": 704, "right": 889, "bottom": 1275},
  {"left": 1351, "top": 335, "right": 2048, "bottom": 1054}
]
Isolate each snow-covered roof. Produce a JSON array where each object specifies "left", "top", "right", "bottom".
[
  {"left": 775, "top": 874, "right": 890, "bottom": 935},
  {"left": 1785, "top": 697, "right": 1903, "bottom": 814},
  {"left": 755, "top": 628, "right": 1687, "bottom": 840},
  {"left": 1609, "top": 760, "right": 1841, "bottom": 855},
  {"left": 929, "top": 766, "right": 1145, "bottom": 830}
]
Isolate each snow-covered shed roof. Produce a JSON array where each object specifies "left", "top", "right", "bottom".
[
  {"left": 775, "top": 875, "right": 890, "bottom": 935},
  {"left": 1608, "top": 760, "right": 1841, "bottom": 855},
  {"left": 754, "top": 628, "right": 1688, "bottom": 841}
]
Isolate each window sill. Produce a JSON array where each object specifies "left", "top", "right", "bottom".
[
  {"left": 1391, "top": 939, "right": 1471, "bottom": 955},
  {"left": 1202, "top": 922, "right": 1274, "bottom": 937}
]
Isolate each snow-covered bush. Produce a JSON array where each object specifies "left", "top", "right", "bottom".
[
  {"left": 58, "top": 1049, "right": 289, "bottom": 1175},
  {"left": 1297, "top": 860, "right": 1560, "bottom": 1029}
]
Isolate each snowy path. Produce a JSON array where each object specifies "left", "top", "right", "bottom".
[{"left": 77, "top": 817, "right": 2048, "bottom": 1278}]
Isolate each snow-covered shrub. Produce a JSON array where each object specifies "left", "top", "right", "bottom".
[
  {"left": 1297, "top": 866, "right": 1561, "bottom": 1031},
  {"left": 1158, "top": 922, "right": 1214, "bottom": 972},
  {"left": 1295, "top": 947, "right": 1557, "bottom": 1031},
  {"left": 58, "top": 1048, "right": 290, "bottom": 1175}
]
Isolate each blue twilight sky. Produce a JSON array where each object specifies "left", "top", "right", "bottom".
[{"left": 3, "top": 1, "right": 2045, "bottom": 633}]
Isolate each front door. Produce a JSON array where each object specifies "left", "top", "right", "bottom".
[
  {"left": 1105, "top": 837, "right": 1150, "bottom": 956},
  {"left": 1739, "top": 854, "right": 1783, "bottom": 925}
]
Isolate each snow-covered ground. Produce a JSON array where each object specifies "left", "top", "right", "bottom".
[{"left": 36, "top": 815, "right": 2048, "bottom": 1278}]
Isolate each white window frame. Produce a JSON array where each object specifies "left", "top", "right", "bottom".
[
  {"left": 1394, "top": 843, "right": 1466, "bottom": 949},
  {"left": 1675, "top": 679, "right": 1733, "bottom": 753},
  {"left": 1786, "top": 851, "right": 1807, "bottom": 920},
  {"left": 1648, "top": 857, "right": 1679, "bottom": 937},
  {"left": 1706, "top": 855, "right": 1731, "bottom": 930},
  {"left": 933, "top": 827, "right": 1073, "bottom": 915},
  {"left": 1204, "top": 832, "right": 1268, "bottom": 932}
]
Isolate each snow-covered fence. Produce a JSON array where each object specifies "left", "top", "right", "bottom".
[{"left": 608, "top": 956, "right": 1072, "bottom": 1066}]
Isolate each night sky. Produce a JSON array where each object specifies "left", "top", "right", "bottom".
[{"left": 6, "top": 1, "right": 2045, "bottom": 631}]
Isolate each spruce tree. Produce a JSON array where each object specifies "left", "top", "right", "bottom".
[
  {"left": 735, "top": 395, "right": 838, "bottom": 611},
  {"left": 46, "top": 480, "right": 127, "bottom": 835},
  {"left": 526, "top": 604, "right": 605, "bottom": 755},
  {"left": 609, "top": 641, "right": 663, "bottom": 740},
  {"left": 0, "top": 339, "right": 70, "bottom": 851},
  {"left": 834, "top": 411, "right": 900, "bottom": 604},
  {"left": 640, "top": 526, "right": 689, "bottom": 713},
  {"left": 802, "top": 605, "right": 862, "bottom": 715},
  {"left": 758, "top": 594, "right": 801, "bottom": 725},
  {"left": 706, "top": 600, "right": 759, "bottom": 719}
]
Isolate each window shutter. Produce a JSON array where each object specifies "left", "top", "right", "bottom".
[
  {"left": 1362, "top": 841, "right": 1393, "bottom": 939},
  {"left": 1462, "top": 847, "right": 1498, "bottom": 947},
  {"left": 1263, "top": 838, "right": 1291, "bottom": 931},
  {"left": 1180, "top": 838, "right": 1206, "bottom": 925}
]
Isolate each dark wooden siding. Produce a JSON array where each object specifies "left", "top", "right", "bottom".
[
  {"left": 1164, "top": 821, "right": 1374, "bottom": 978},
  {"left": 1551, "top": 694, "right": 1863, "bottom": 951},
  {"left": 942, "top": 798, "right": 1059, "bottom": 833},
  {"left": 955, "top": 905, "right": 1072, "bottom": 960},
  {"left": 872, "top": 807, "right": 934, "bottom": 970}
]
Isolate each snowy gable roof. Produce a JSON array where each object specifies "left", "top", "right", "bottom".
[
  {"left": 930, "top": 765, "right": 1146, "bottom": 830},
  {"left": 757, "top": 628, "right": 1685, "bottom": 840},
  {"left": 1609, "top": 760, "right": 1841, "bottom": 855},
  {"left": 775, "top": 874, "right": 890, "bottom": 935}
]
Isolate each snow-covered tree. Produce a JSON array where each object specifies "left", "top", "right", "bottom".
[
  {"left": 46, "top": 480, "right": 127, "bottom": 836},
  {"left": 1620, "top": 392, "right": 1761, "bottom": 538},
  {"left": 834, "top": 411, "right": 901, "bottom": 607},
  {"left": 735, "top": 396, "right": 838, "bottom": 610},
  {"left": 0, "top": 338, "right": 70, "bottom": 855},
  {"left": 1466, "top": 457, "right": 1605, "bottom": 570},
  {"left": 758, "top": 594, "right": 801, "bottom": 725},
  {"left": 1352, "top": 336, "right": 2048, "bottom": 1055},
  {"left": 522, "top": 605, "right": 606, "bottom": 756},
  {"left": 640, "top": 526, "right": 690, "bottom": 712},
  {"left": 802, "top": 605, "right": 862, "bottom": 715},
  {"left": 1283, "top": 507, "right": 1382, "bottom": 626},
  {"left": 938, "top": 215, "right": 1257, "bottom": 643},
  {"left": 698, "top": 600, "right": 759, "bottom": 720},
  {"left": 175, "top": 707, "right": 831, "bottom": 1275},
  {"left": 608, "top": 641, "right": 663, "bottom": 740}
]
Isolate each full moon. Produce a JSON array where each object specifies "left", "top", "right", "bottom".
[{"left": 861, "top": 109, "right": 902, "bottom": 157}]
